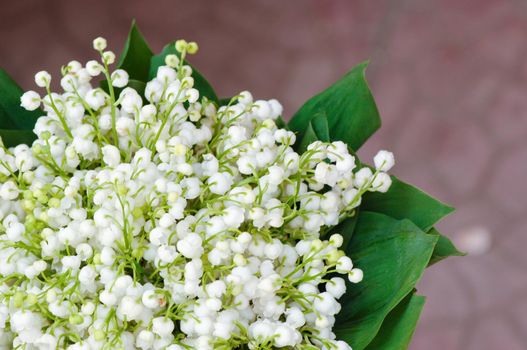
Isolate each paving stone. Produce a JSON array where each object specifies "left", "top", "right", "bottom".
[
  {"left": 0, "top": 0, "right": 45, "bottom": 21},
  {"left": 486, "top": 83, "right": 527, "bottom": 145},
  {"left": 493, "top": 219, "right": 527, "bottom": 270},
  {"left": 416, "top": 263, "right": 472, "bottom": 322},
  {"left": 282, "top": 56, "right": 337, "bottom": 115},
  {"left": 435, "top": 197, "right": 504, "bottom": 237},
  {"left": 433, "top": 120, "right": 492, "bottom": 198},
  {"left": 488, "top": 145, "right": 527, "bottom": 216},
  {"left": 473, "top": 14, "right": 527, "bottom": 69},
  {"left": 466, "top": 316, "right": 527, "bottom": 350},
  {"left": 455, "top": 251, "right": 527, "bottom": 313},
  {"left": 511, "top": 298, "right": 527, "bottom": 339},
  {"left": 369, "top": 67, "right": 413, "bottom": 131},
  {"left": 410, "top": 320, "right": 463, "bottom": 349}
]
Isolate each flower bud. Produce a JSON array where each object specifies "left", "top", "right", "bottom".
[{"left": 93, "top": 37, "right": 107, "bottom": 51}]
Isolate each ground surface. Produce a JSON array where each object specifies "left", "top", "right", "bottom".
[{"left": 1, "top": 0, "right": 526, "bottom": 348}]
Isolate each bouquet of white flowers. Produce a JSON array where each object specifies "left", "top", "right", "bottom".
[{"left": 0, "top": 22, "right": 462, "bottom": 350}]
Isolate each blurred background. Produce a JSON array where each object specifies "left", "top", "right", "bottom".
[{"left": 1, "top": 0, "right": 526, "bottom": 348}]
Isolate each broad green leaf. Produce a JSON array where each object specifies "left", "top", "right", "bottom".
[
  {"left": 218, "top": 97, "right": 235, "bottom": 106},
  {"left": 288, "top": 62, "right": 380, "bottom": 151},
  {"left": 329, "top": 210, "right": 359, "bottom": 250},
  {"left": 296, "top": 112, "right": 329, "bottom": 152},
  {"left": 361, "top": 176, "right": 454, "bottom": 231},
  {"left": 335, "top": 212, "right": 437, "bottom": 349},
  {"left": 125, "top": 79, "right": 147, "bottom": 97},
  {"left": 0, "top": 129, "right": 36, "bottom": 148},
  {"left": 0, "top": 68, "right": 41, "bottom": 130},
  {"left": 275, "top": 116, "right": 288, "bottom": 130},
  {"left": 297, "top": 121, "right": 318, "bottom": 153},
  {"left": 100, "top": 79, "right": 146, "bottom": 99},
  {"left": 428, "top": 227, "right": 465, "bottom": 266},
  {"left": 149, "top": 43, "right": 219, "bottom": 103},
  {"left": 117, "top": 21, "right": 153, "bottom": 82},
  {"left": 365, "top": 293, "right": 426, "bottom": 350},
  {"left": 310, "top": 112, "right": 330, "bottom": 142},
  {"left": 0, "top": 68, "right": 41, "bottom": 146}
]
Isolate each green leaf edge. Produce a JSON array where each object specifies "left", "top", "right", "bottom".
[
  {"left": 0, "top": 68, "right": 42, "bottom": 130},
  {"left": 148, "top": 42, "right": 219, "bottom": 103},
  {"left": 288, "top": 61, "right": 381, "bottom": 151},
  {"left": 361, "top": 176, "right": 455, "bottom": 232},
  {"left": 117, "top": 20, "right": 154, "bottom": 82},
  {"left": 335, "top": 212, "right": 438, "bottom": 349},
  {"left": 364, "top": 292, "right": 426, "bottom": 350},
  {"left": 0, "top": 129, "right": 37, "bottom": 147},
  {"left": 428, "top": 227, "right": 466, "bottom": 266}
]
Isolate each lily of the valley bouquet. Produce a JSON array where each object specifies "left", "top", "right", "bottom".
[{"left": 0, "top": 23, "right": 462, "bottom": 350}]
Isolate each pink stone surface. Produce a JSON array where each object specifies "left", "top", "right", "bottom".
[{"left": 1, "top": 0, "right": 526, "bottom": 348}]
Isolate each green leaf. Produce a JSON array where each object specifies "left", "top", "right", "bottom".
[
  {"left": 296, "top": 112, "right": 330, "bottom": 153},
  {"left": 297, "top": 121, "right": 318, "bottom": 153},
  {"left": 0, "top": 129, "right": 37, "bottom": 148},
  {"left": 117, "top": 20, "right": 153, "bottom": 82},
  {"left": 218, "top": 97, "right": 235, "bottom": 106},
  {"left": 428, "top": 227, "right": 465, "bottom": 266},
  {"left": 125, "top": 79, "right": 147, "bottom": 97},
  {"left": 0, "top": 68, "right": 41, "bottom": 130},
  {"left": 288, "top": 62, "right": 381, "bottom": 151},
  {"left": 335, "top": 212, "right": 437, "bottom": 349},
  {"left": 275, "top": 116, "right": 288, "bottom": 130},
  {"left": 100, "top": 79, "right": 146, "bottom": 99},
  {"left": 310, "top": 112, "right": 330, "bottom": 142},
  {"left": 361, "top": 176, "right": 454, "bottom": 231},
  {"left": 365, "top": 293, "right": 426, "bottom": 350},
  {"left": 329, "top": 210, "right": 359, "bottom": 250},
  {"left": 149, "top": 43, "right": 219, "bottom": 103},
  {"left": 0, "top": 68, "right": 41, "bottom": 146}
]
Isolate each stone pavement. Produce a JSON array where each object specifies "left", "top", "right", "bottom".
[{"left": 1, "top": 0, "right": 526, "bottom": 348}]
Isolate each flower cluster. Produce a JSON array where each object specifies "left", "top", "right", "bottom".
[{"left": 0, "top": 38, "right": 394, "bottom": 349}]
